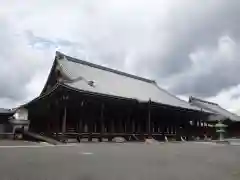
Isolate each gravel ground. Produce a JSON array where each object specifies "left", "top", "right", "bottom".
[{"left": 0, "top": 142, "right": 240, "bottom": 180}]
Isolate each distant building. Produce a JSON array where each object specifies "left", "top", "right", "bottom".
[
  {"left": 189, "top": 96, "right": 240, "bottom": 137},
  {"left": 0, "top": 108, "right": 15, "bottom": 137}
]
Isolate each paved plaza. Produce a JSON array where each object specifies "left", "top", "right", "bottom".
[{"left": 0, "top": 142, "right": 240, "bottom": 180}]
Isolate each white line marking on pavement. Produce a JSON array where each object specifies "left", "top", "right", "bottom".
[
  {"left": 230, "top": 142, "right": 240, "bottom": 146},
  {"left": 56, "top": 143, "right": 80, "bottom": 147},
  {"left": 0, "top": 145, "right": 54, "bottom": 148},
  {"left": 80, "top": 152, "right": 93, "bottom": 155},
  {"left": 0, "top": 143, "right": 84, "bottom": 148},
  {"left": 191, "top": 142, "right": 225, "bottom": 146}
]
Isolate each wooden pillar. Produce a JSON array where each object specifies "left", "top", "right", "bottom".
[
  {"left": 167, "top": 125, "right": 169, "bottom": 134},
  {"left": 77, "top": 100, "right": 84, "bottom": 142},
  {"left": 88, "top": 119, "right": 92, "bottom": 142},
  {"left": 62, "top": 106, "right": 67, "bottom": 134},
  {"left": 79, "top": 119, "right": 83, "bottom": 133},
  {"left": 152, "top": 121, "right": 155, "bottom": 133},
  {"left": 173, "top": 125, "right": 176, "bottom": 135},
  {"left": 132, "top": 119, "right": 135, "bottom": 133},
  {"left": 206, "top": 122, "right": 209, "bottom": 136},
  {"left": 118, "top": 119, "right": 122, "bottom": 133},
  {"left": 147, "top": 99, "right": 151, "bottom": 138},
  {"left": 200, "top": 120, "right": 202, "bottom": 135},
  {"left": 175, "top": 118, "right": 180, "bottom": 141},
  {"left": 193, "top": 120, "right": 197, "bottom": 138},
  {"left": 124, "top": 119, "right": 127, "bottom": 133},
  {"left": 111, "top": 120, "right": 115, "bottom": 133},
  {"left": 185, "top": 121, "right": 190, "bottom": 141},
  {"left": 158, "top": 122, "right": 161, "bottom": 133},
  {"left": 199, "top": 120, "right": 202, "bottom": 137},
  {"left": 161, "top": 123, "right": 165, "bottom": 140},
  {"left": 196, "top": 120, "right": 199, "bottom": 138},
  {"left": 137, "top": 122, "right": 141, "bottom": 133},
  {"left": 99, "top": 103, "right": 104, "bottom": 142},
  {"left": 77, "top": 119, "right": 83, "bottom": 142},
  {"left": 78, "top": 101, "right": 83, "bottom": 134},
  {"left": 126, "top": 111, "right": 130, "bottom": 133}
]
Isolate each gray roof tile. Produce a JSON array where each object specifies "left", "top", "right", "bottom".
[{"left": 56, "top": 52, "right": 201, "bottom": 111}]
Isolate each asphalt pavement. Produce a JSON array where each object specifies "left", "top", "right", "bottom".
[{"left": 0, "top": 142, "right": 240, "bottom": 180}]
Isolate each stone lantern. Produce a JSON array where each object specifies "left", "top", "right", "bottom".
[{"left": 215, "top": 121, "right": 227, "bottom": 141}]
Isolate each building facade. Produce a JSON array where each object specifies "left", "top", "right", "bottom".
[{"left": 17, "top": 52, "right": 214, "bottom": 142}]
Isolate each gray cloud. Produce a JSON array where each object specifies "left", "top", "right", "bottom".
[
  {"left": 0, "top": 19, "right": 55, "bottom": 107},
  {"left": 0, "top": 20, "right": 29, "bottom": 100},
  {"left": 231, "top": 93, "right": 240, "bottom": 100},
  {"left": 88, "top": 1, "right": 240, "bottom": 98},
  {"left": 169, "top": 34, "right": 240, "bottom": 97},
  {"left": 1, "top": 0, "right": 240, "bottom": 108}
]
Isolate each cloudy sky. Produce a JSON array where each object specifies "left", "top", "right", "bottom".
[{"left": 0, "top": 0, "right": 240, "bottom": 113}]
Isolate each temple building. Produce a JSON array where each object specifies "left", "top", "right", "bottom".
[
  {"left": 3, "top": 52, "right": 240, "bottom": 142},
  {"left": 11, "top": 51, "right": 214, "bottom": 142}
]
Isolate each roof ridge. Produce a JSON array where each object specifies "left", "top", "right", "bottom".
[
  {"left": 189, "top": 96, "right": 219, "bottom": 106},
  {"left": 56, "top": 51, "right": 155, "bottom": 84},
  {"left": 190, "top": 97, "right": 237, "bottom": 115},
  {"left": 190, "top": 96, "right": 240, "bottom": 121}
]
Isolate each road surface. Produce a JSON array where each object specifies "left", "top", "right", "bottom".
[{"left": 0, "top": 142, "right": 240, "bottom": 180}]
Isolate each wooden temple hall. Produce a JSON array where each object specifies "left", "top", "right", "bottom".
[{"left": 21, "top": 52, "right": 214, "bottom": 142}]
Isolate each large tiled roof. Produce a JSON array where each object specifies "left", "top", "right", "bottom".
[
  {"left": 53, "top": 52, "right": 202, "bottom": 111},
  {"left": 189, "top": 96, "right": 240, "bottom": 121}
]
